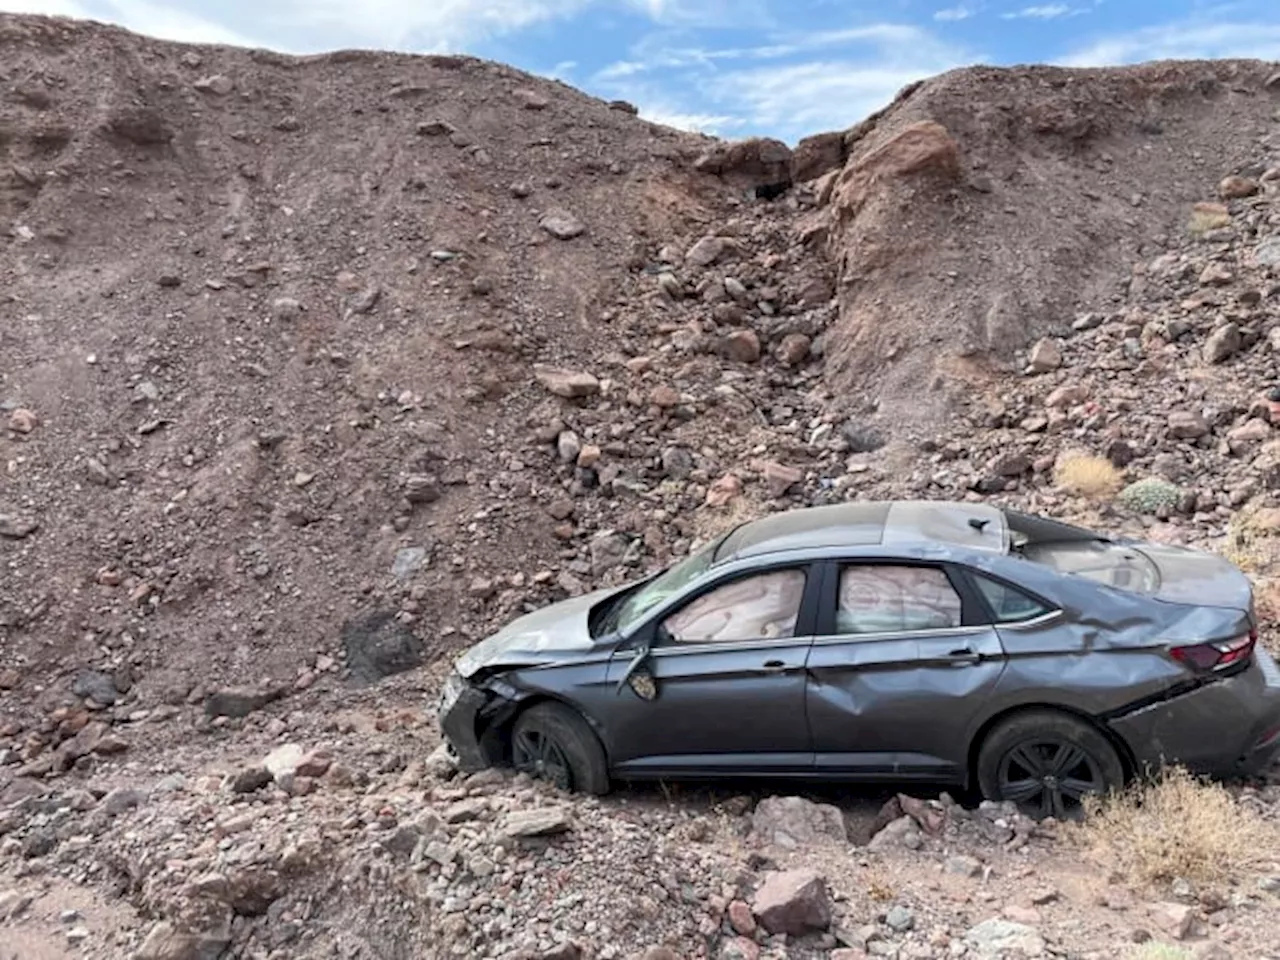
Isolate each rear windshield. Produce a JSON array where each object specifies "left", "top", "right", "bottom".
[
  {"left": 1019, "top": 540, "right": 1159, "bottom": 594},
  {"left": 1004, "top": 509, "right": 1159, "bottom": 595}
]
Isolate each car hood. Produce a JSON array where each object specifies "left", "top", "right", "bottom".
[
  {"left": 1132, "top": 542, "right": 1254, "bottom": 612},
  {"left": 454, "top": 582, "right": 630, "bottom": 679}
]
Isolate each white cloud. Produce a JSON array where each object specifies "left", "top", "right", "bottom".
[
  {"left": 934, "top": 5, "right": 976, "bottom": 21},
  {"left": 0, "top": 0, "right": 88, "bottom": 14},
  {"left": 594, "top": 20, "right": 980, "bottom": 141},
  {"left": 638, "top": 105, "right": 745, "bottom": 133},
  {"left": 1060, "top": 20, "right": 1280, "bottom": 66},
  {"left": 621, "top": 0, "right": 773, "bottom": 28},
  {"left": 708, "top": 58, "right": 964, "bottom": 138},
  {"left": 105, "top": 0, "right": 261, "bottom": 46},
  {"left": 258, "top": 0, "right": 594, "bottom": 51},
  {"left": 1002, "top": 4, "right": 1073, "bottom": 20}
]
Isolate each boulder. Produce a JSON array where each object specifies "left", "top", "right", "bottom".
[
  {"left": 751, "top": 869, "right": 832, "bottom": 936},
  {"left": 750, "top": 796, "right": 847, "bottom": 849}
]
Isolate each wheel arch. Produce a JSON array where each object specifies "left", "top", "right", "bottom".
[
  {"left": 480, "top": 691, "right": 612, "bottom": 768},
  {"left": 965, "top": 702, "right": 1138, "bottom": 789}
]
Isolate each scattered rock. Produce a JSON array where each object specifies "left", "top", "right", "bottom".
[
  {"left": 964, "top": 919, "right": 1045, "bottom": 958},
  {"left": 1028, "top": 338, "right": 1062, "bottom": 373},
  {"left": 205, "top": 687, "right": 283, "bottom": 719},
  {"left": 1204, "top": 322, "right": 1243, "bottom": 363},
  {"left": 499, "top": 807, "right": 572, "bottom": 840},
  {"left": 136, "top": 922, "right": 230, "bottom": 960},
  {"left": 718, "top": 330, "right": 762, "bottom": 363},
  {"left": 534, "top": 364, "right": 600, "bottom": 398},
  {"left": 1220, "top": 175, "right": 1260, "bottom": 199},
  {"left": 7, "top": 407, "right": 38, "bottom": 433},
  {"left": 752, "top": 870, "right": 832, "bottom": 936},
  {"left": 540, "top": 209, "right": 586, "bottom": 240}
]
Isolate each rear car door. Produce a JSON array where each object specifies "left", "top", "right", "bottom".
[
  {"left": 603, "top": 562, "right": 819, "bottom": 777},
  {"left": 804, "top": 559, "right": 1007, "bottom": 781}
]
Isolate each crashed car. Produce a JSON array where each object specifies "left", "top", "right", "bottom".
[{"left": 438, "top": 500, "right": 1280, "bottom": 818}]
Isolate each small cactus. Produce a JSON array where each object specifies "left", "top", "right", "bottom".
[{"left": 1117, "top": 477, "right": 1182, "bottom": 515}]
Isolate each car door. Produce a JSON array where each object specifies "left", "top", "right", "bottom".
[
  {"left": 803, "top": 559, "right": 1008, "bottom": 781},
  {"left": 602, "top": 561, "right": 820, "bottom": 777}
]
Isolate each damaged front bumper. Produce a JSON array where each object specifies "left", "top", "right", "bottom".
[
  {"left": 1110, "top": 646, "right": 1280, "bottom": 779},
  {"left": 436, "top": 670, "right": 520, "bottom": 773}
]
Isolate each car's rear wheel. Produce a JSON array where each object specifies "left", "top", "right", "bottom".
[
  {"left": 510, "top": 702, "right": 610, "bottom": 795},
  {"left": 977, "top": 710, "right": 1124, "bottom": 820}
]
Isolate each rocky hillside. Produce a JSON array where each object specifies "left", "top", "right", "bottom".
[{"left": 5, "top": 11, "right": 1280, "bottom": 960}]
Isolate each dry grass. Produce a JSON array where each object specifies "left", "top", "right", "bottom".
[
  {"left": 1078, "top": 766, "right": 1277, "bottom": 887},
  {"left": 1127, "top": 945, "right": 1192, "bottom": 960},
  {"left": 1188, "top": 202, "right": 1232, "bottom": 234},
  {"left": 1221, "top": 506, "right": 1278, "bottom": 575},
  {"left": 1054, "top": 452, "right": 1124, "bottom": 499}
]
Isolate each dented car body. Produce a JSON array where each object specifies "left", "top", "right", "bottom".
[{"left": 438, "top": 500, "right": 1280, "bottom": 815}]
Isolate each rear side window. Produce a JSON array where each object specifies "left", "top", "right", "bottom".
[
  {"left": 971, "top": 573, "right": 1053, "bottom": 624},
  {"left": 837, "top": 565, "right": 963, "bottom": 635}
]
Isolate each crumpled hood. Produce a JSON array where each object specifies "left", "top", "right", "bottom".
[{"left": 455, "top": 582, "right": 630, "bottom": 679}]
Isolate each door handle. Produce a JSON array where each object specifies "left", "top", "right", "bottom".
[
  {"left": 945, "top": 648, "right": 982, "bottom": 666},
  {"left": 759, "top": 659, "right": 788, "bottom": 674}
]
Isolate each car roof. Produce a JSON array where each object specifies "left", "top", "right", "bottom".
[{"left": 712, "top": 500, "right": 1010, "bottom": 565}]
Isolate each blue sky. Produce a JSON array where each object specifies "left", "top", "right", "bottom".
[{"left": 2, "top": 0, "right": 1278, "bottom": 142}]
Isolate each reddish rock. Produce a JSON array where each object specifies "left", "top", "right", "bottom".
[
  {"left": 776, "top": 333, "right": 812, "bottom": 367},
  {"left": 649, "top": 385, "right": 681, "bottom": 409},
  {"left": 1045, "top": 384, "right": 1088, "bottom": 408},
  {"left": 718, "top": 330, "right": 762, "bottom": 363},
  {"left": 762, "top": 462, "right": 804, "bottom": 498},
  {"left": 705, "top": 474, "right": 743, "bottom": 507},
  {"left": 751, "top": 869, "right": 832, "bottom": 936},
  {"left": 1220, "top": 175, "right": 1260, "bottom": 199},
  {"left": 7, "top": 408, "right": 38, "bottom": 433},
  {"left": 728, "top": 900, "right": 756, "bottom": 936}
]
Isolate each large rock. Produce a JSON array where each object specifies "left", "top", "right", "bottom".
[
  {"left": 693, "top": 137, "right": 793, "bottom": 187},
  {"left": 1169, "top": 411, "right": 1211, "bottom": 440},
  {"left": 499, "top": 807, "right": 572, "bottom": 840},
  {"left": 136, "top": 922, "right": 230, "bottom": 960},
  {"left": 964, "top": 919, "right": 1045, "bottom": 958},
  {"left": 539, "top": 209, "right": 585, "bottom": 240},
  {"left": 340, "top": 611, "right": 425, "bottom": 685},
  {"left": 750, "top": 796, "right": 847, "bottom": 849},
  {"left": 1203, "top": 322, "right": 1242, "bottom": 363},
  {"left": 751, "top": 869, "right": 832, "bottom": 936},
  {"left": 204, "top": 687, "right": 284, "bottom": 719},
  {"left": 534, "top": 364, "right": 600, "bottom": 399},
  {"left": 835, "top": 121, "right": 962, "bottom": 218}
]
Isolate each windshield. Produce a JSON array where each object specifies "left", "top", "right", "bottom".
[{"left": 610, "top": 539, "right": 720, "bottom": 635}]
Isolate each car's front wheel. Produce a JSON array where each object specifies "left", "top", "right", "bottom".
[
  {"left": 976, "top": 710, "right": 1125, "bottom": 820},
  {"left": 510, "top": 702, "right": 610, "bottom": 795}
]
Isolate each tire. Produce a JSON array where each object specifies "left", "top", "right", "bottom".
[
  {"left": 976, "top": 710, "right": 1125, "bottom": 820},
  {"left": 510, "top": 702, "right": 610, "bottom": 796}
]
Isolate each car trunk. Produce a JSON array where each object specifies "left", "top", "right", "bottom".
[{"left": 1019, "top": 538, "right": 1253, "bottom": 614}]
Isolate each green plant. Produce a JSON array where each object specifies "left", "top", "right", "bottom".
[{"left": 1116, "top": 477, "right": 1182, "bottom": 515}]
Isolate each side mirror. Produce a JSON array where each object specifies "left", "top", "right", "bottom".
[{"left": 615, "top": 635, "right": 653, "bottom": 694}]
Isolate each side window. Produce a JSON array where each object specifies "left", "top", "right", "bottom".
[
  {"left": 837, "top": 565, "right": 962, "bottom": 635},
  {"left": 971, "top": 573, "right": 1053, "bottom": 624},
  {"left": 662, "top": 569, "right": 807, "bottom": 644}
]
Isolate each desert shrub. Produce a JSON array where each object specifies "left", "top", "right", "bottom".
[
  {"left": 1079, "top": 766, "right": 1276, "bottom": 887},
  {"left": 1116, "top": 477, "right": 1182, "bottom": 515},
  {"left": 1128, "top": 945, "right": 1191, "bottom": 960},
  {"left": 1054, "top": 452, "right": 1123, "bottom": 498},
  {"left": 1221, "top": 507, "right": 1275, "bottom": 574}
]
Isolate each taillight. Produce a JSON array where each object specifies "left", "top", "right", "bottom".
[{"left": 1170, "top": 630, "right": 1256, "bottom": 673}]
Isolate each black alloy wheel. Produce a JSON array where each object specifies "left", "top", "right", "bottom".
[
  {"left": 508, "top": 702, "right": 611, "bottom": 795},
  {"left": 996, "top": 738, "right": 1106, "bottom": 819},
  {"left": 512, "top": 726, "right": 573, "bottom": 791},
  {"left": 977, "top": 709, "right": 1125, "bottom": 820}
]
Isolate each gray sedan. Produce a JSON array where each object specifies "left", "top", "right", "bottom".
[{"left": 438, "top": 500, "right": 1280, "bottom": 818}]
